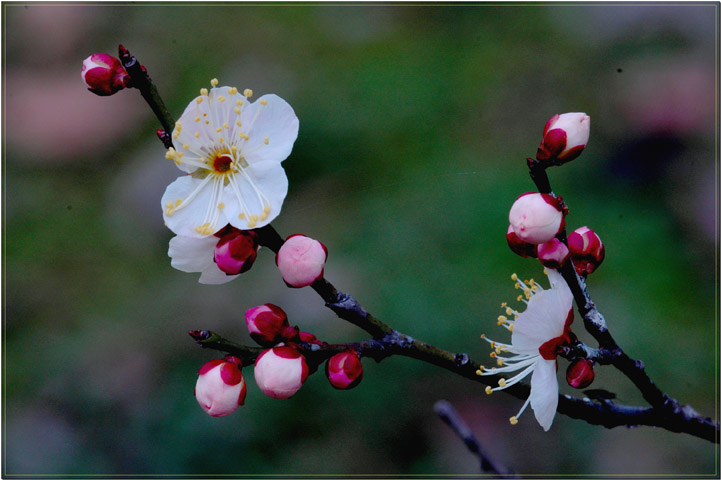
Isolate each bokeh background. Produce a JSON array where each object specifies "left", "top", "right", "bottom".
[{"left": 3, "top": 3, "right": 718, "bottom": 476}]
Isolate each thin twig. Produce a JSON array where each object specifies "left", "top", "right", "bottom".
[{"left": 434, "top": 400, "right": 513, "bottom": 476}]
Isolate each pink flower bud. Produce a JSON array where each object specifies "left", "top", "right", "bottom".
[
  {"left": 326, "top": 351, "right": 363, "bottom": 390},
  {"left": 508, "top": 193, "right": 565, "bottom": 244},
  {"left": 506, "top": 224, "right": 538, "bottom": 258},
  {"left": 568, "top": 226, "right": 605, "bottom": 276},
  {"left": 536, "top": 112, "right": 590, "bottom": 163},
  {"left": 254, "top": 345, "right": 309, "bottom": 399},
  {"left": 214, "top": 228, "right": 258, "bottom": 275},
  {"left": 245, "top": 304, "right": 289, "bottom": 347},
  {"left": 537, "top": 238, "right": 570, "bottom": 269},
  {"left": 276, "top": 234, "right": 327, "bottom": 288},
  {"left": 195, "top": 356, "right": 247, "bottom": 417},
  {"left": 81, "top": 53, "right": 130, "bottom": 96},
  {"left": 566, "top": 358, "right": 595, "bottom": 389}
]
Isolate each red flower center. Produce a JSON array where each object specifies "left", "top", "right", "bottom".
[
  {"left": 212, "top": 154, "right": 233, "bottom": 173},
  {"left": 538, "top": 308, "right": 574, "bottom": 360}
]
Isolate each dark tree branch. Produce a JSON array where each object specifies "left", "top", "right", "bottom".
[{"left": 111, "top": 45, "right": 717, "bottom": 444}]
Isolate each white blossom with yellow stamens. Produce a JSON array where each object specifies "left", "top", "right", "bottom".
[
  {"left": 161, "top": 79, "right": 299, "bottom": 237},
  {"left": 477, "top": 268, "right": 573, "bottom": 431}
]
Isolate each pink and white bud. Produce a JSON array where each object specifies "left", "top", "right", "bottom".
[
  {"left": 536, "top": 112, "right": 590, "bottom": 163},
  {"left": 214, "top": 228, "right": 258, "bottom": 275},
  {"left": 195, "top": 356, "right": 247, "bottom": 417},
  {"left": 566, "top": 358, "right": 595, "bottom": 389},
  {"left": 537, "top": 238, "right": 570, "bottom": 269},
  {"left": 81, "top": 53, "right": 130, "bottom": 96},
  {"left": 506, "top": 224, "right": 538, "bottom": 258},
  {"left": 276, "top": 234, "right": 328, "bottom": 288},
  {"left": 508, "top": 193, "right": 565, "bottom": 244},
  {"left": 568, "top": 226, "right": 605, "bottom": 276},
  {"left": 245, "top": 303, "right": 289, "bottom": 347},
  {"left": 254, "top": 345, "right": 309, "bottom": 399},
  {"left": 326, "top": 351, "right": 363, "bottom": 390}
]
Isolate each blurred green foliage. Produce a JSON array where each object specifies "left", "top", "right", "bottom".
[{"left": 3, "top": 3, "right": 718, "bottom": 476}]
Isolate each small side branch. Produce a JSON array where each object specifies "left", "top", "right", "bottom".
[{"left": 434, "top": 400, "right": 514, "bottom": 476}]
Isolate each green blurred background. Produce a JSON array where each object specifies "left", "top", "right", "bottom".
[{"left": 3, "top": 3, "right": 718, "bottom": 476}]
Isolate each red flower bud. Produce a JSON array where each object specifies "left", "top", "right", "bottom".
[
  {"left": 536, "top": 113, "right": 590, "bottom": 164},
  {"left": 195, "top": 356, "right": 247, "bottom": 417},
  {"left": 537, "top": 238, "right": 570, "bottom": 269},
  {"left": 298, "top": 331, "right": 323, "bottom": 345},
  {"left": 254, "top": 345, "right": 309, "bottom": 399},
  {"left": 214, "top": 228, "right": 258, "bottom": 275},
  {"left": 81, "top": 53, "right": 130, "bottom": 96},
  {"left": 506, "top": 224, "right": 538, "bottom": 258},
  {"left": 326, "top": 350, "right": 363, "bottom": 390},
  {"left": 566, "top": 358, "right": 595, "bottom": 389},
  {"left": 509, "top": 193, "right": 565, "bottom": 244},
  {"left": 245, "top": 304, "right": 289, "bottom": 347},
  {"left": 567, "top": 226, "right": 605, "bottom": 276}
]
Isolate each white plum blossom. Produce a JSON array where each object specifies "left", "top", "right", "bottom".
[
  {"left": 162, "top": 79, "right": 299, "bottom": 237},
  {"left": 478, "top": 268, "right": 574, "bottom": 431}
]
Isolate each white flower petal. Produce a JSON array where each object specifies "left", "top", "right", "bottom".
[
  {"left": 162, "top": 175, "right": 224, "bottom": 237},
  {"left": 199, "top": 263, "right": 238, "bottom": 285},
  {"left": 512, "top": 285, "right": 572, "bottom": 354},
  {"left": 168, "top": 235, "right": 217, "bottom": 272},
  {"left": 241, "top": 94, "right": 299, "bottom": 166},
  {"left": 530, "top": 358, "right": 559, "bottom": 431},
  {"left": 546, "top": 269, "right": 573, "bottom": 307},
  {"left": 224, "top": 162, "right": 288, "bottom": 230}
]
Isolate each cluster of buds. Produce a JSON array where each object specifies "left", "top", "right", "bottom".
[
  {"left": 194, "top": 302, "right": 366, "bottom": 416},
  {"left": 507, "top": 114, "right": 604, "bottom": 277},
  {"left": 81, "top": 53, "right": 131, "bottom": 96}
]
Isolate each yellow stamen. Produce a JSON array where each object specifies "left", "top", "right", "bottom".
[
  {"left": 200, "top": 88, "right": 208, "bottom": 96},
  {"left": 485, "top": 386, "right": 493, "bottom": 395},
  {"left": 509, "top": 416, "right": 518, "bottom": 425},
  {"left": 210, "top": 78, "right": 219, "bottom": 87},
  {"left": 498, "top": 379, "right": 507, "bottom": 387},
  {"left": 243, "top": 88, "right": 253, "bottom": 97}
]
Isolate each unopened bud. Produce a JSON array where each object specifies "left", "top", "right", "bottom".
[
  {"left": 509, "top": 193, "right": 565, "bottom": 244},
  {"left": 566, "top": 358, "right": 595, "bottom": 389},
  {"left": 195, "top": 356, "right": 247, "bottom": 417},
  {"left": 276, "top": 234, "right": 327, "bottom": 288},
  {"left": 567, "top": 226, "right": 605, "bottom": 276},
  {"left": 536, "top": 113, "right": 590, "bottom": 164},
  {"left": 537, "top": 238, "right": 570, "bottom": 269},
  {"left": 214, "top": 228, "right": 258, "bottom": 275},
  {"left": 245, "top": 304, "right": 289, "bottom": 347},
  {"left": 326, "top": 350, "right": 363, "bottom": 390},
  {"left": 254, "top": 345, "right": 309, "bottom": 399},
  {"left": 299, "top": 331, "right": 323, "bottom": 345},
  {"left": 81, "top": 53, "right": 130, "bottom": 96},
  {"left": 506, "top": 224, "right": 538, "bottom": 258}
]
